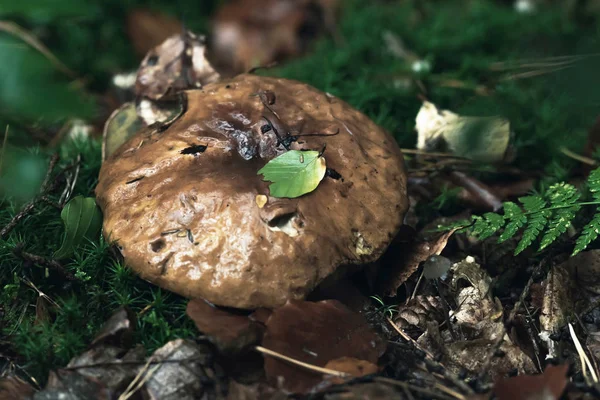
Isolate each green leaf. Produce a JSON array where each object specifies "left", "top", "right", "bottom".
[
  {"left": 54, "top": 196, "right": 103, "bottom": 259},
  {"left": 498, "top": 201, "right": 526, "bottom": 243},
  {"left": 574, "top": 211, "right": 600, "bottom": 255},
  {"left": 515, "top": 195, "right": 548, "bottom": 255},
  {"left": 471, "top": 212, "right": 504, "bottom": 240},
  {"left": 102, "top": 102, "right": 143, "bottom": 160},
  {"left": 258, "top": 150, "right": 327, "bottom": 198}
]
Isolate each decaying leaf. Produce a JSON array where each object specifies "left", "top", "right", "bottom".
[
  {"left": 258, "top": 150, "right": 327, "bottom": 198},
  {"left": 416, "top": 257, "right": 536, "bottom": 378},
  {"left": 415, "top": 101, "right": 511, "bottom": 163},
  {"left": 102, "top": 102, "right": 144, "bottom": 161},
  {"left": 261, "top": 300, "right": 385, "bottom": 393},
  {"left": 562, "top": 249, "right": 600, "bottom": 295},
  {"left": 211, "top": 0, "right": 339, "bottom": 74},
  {"left": 142, "top": 339, "right": 219, "bottom": 400},
  {"left": 0, "top": 375, "right": 36, "bottom": 400},
  {"left": 538, "top": 265, "right": 574, "bottom": 358},
  {"left": 186, "top": 299, "right": 263, "bottom": 353},
  {"left": 376, "top": 227, "right": 457, "bottom": 296},
  {"left": 54, "top": 196, "right": 103, "bottom": 259},
  {"left": 126, "top": 9, "right": 183, "bottom": 57},
  {"left": 90, "top": 307, "right": 136, "bottom": 348},
  {"left": 36, "top": 369, "right": 115, "bottom": 400},
  {"left": 494, "top": 364, "right": 569, "bottom": 400},
  {"left": 136, "top": 31, "right": 220, "bottom": 101},
  {"left": 324, "top": 357, "right": 379, "bottom": 379},
  {"left": 394, "top": 295, "right": 445, "bottom": 331},
  {"left": 323, "top": 383, "right": 404, "bottom": 400}
]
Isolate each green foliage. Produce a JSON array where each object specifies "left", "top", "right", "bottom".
[
  {"left": 54, "top": 196, "right": 102, "bottom": 259},
  {"left": 468, "top": 170, "right": 600, "bottom": 255},
  {"left": 258, "top": 150, "right": 327, "bottom": 198}
]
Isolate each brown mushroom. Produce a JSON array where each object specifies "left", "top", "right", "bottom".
[{"left": 96, "top": 74, "right": 408, "bottom": 309}]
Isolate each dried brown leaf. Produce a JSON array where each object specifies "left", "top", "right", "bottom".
[
  {"left": 323, "top": 383, "right": 404, "bottom": 400},
  {"left": 261, "top": 300, "right": 385, "bottom": 394},
  {"left": 186, "top": 299, "right": 263, "bottom": 353},
  {"left": 324, "top": 357, "right": 379, "bottom": 381},
  {"left": 494, "top": 364, "right": 569, "bottom": 400},
  {"left": 90, "top": 307, "right": 136, "bottom": 348},
  {"left": 376, "top": 227, "right": 456, "bottom": 296},
  {"left": 0, "top": 375, "right": 36, "bottom": 399},
  {"left": 127, "top": 9, "right": 183, "bottom": 57},
  {"left": 211, "top": 0, "right": 338, "bottom": 74}
]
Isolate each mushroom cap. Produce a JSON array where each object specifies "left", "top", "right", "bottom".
[{"left": 96, "top": 74, "right": 408, "bottom": 309}]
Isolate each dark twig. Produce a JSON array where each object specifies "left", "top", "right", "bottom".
[
  {"left": 0, "top": 154, "right": 59, "bottom": 239},
  {"left": 13, "top": 243, "right": 77, "bottom": 281},
  {"left": 447, "top": 170, "right": 503, "bottom": 212}
]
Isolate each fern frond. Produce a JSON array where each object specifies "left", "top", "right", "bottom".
[
  {"left": 539, "top": 183, "right": 580, "bottom": 250},
  {"left": 573, "top": 212, "right": 600, "bottom": 255},
  {"left": 515, "top": 195, "right": 549, "bottom": 255},
  {"left": 498, "top": 201, "right": 526, "bottom": 243},
  {"left": 472, "top": 212, "right": 505, "bottom": 240},
  {"left": 573, "top": 170, "right": 600, "bottom": 255}
]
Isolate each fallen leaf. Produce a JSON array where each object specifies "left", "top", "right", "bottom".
[
  {"left": 142, "top": 339, "right": 220, "bottom": 400},
  {"left": 102, "top": 102, "right": 143, "bottom": 161},
  {"left": 38, "top": 369, "right": 115, "bottom": 400},
  {"left": 90, "top": 307, "right": 136, "bottom": 348},
  {"left": 323, "top": 382, "right": 404, "bottom": 399},
  {"left": 261, "top": 299, "right": 385, "bottom": 394},
  {"left": 54, "top": 196, "right": 103, "bottom": 260},
  {"left": 538, "top": 265, "right": 573, "bottom": 358},
  {"left": 135, "top": 31, "right": 220, "bottom": 101},
  {"left": 324, "top": 357, "right": 379, "bottom": 378},
  {"left": 186, "top": 299, "right": 263, "bottom": 353},
  {"left": 415, "top": 101, "right": 510, "bottom": 163},
  {"left": 0, "top": 375, "right": 36, "bottom": 400},
  {"left": 211, "top": 0, "right": 338, "bottom": 73},
  {"left": 376, "top": 226, "right": 457, "bottom": 296},
  {"left": 226, "top": 381, "right": 287, "bottom": 400},
  {"left": 494, "top": 364, "right": 569, "bottom": 400},
  {"left": 127, "top": 9, "right": 183, "bottom": 57},
  {"left": 393, "top": 295, "right": 445, "bottom": 331},
  {"left": 562, "top": 249, "right": 600, "bottom": 295},
  {"left": 258, "top": 150, "right": 327, "bottom": 198}
]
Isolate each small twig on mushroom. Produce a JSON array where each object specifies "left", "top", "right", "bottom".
[
  {"left": 13, "top": 243, "right": 78, "bottom": 281},
  {"left": 1, "top": 153, "right": 60, "bottom": 239}
]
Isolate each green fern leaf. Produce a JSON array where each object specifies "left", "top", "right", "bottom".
[
  {"left": 538, "top": 183, "right": 580, "bottom": 251},
  {"left": 472, "top": 212, "right": 505, "bottom": 240},
  {"left": 515, "top": 195, "right": 548, "bottom": 255},
  {"left": 573, "top": 211, "right": 600, "bottom": 255},
  {"left": 498, "top": 201, "right": 526, "bottom": 243},
  {"left": 588, "top": 167, "right": 600, "bottom": 200}
]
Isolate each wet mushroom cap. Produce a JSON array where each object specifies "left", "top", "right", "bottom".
[{"left": 96, "top": 74, "right": 408, "bottom": 309}]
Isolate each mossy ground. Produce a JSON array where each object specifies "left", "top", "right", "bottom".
[{"left": 1, "top": 0, "right": 600, "bottom": 385}]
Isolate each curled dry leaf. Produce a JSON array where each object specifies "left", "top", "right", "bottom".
[
  {"left": 186, "top": 299, "right": 263, "bottom": 353},
  {"left": 538, "top": 265, "right": 573, "bottom": 358},
  {"left": 90, "top": 307, "right": 136, "bottom": 348},
  {"left": 415, "top": 101, "right": 511, "bottom": 163},
  {"left": 494, "top": 364, "right": 569, "bottom": 400},
  {"left": 36, "top": 369, "right": 115, "bottom": 400},
  {"left": 261, "top": 300, "right": 385, "bottom": 394},
  {"left": 136, "top": 31, "right": 220, "bottom": 101},
  {"left": 561, "top": 249, "right": 600, "bottom": 295},
  {"left": 376, "top": 227, "right": 457, "bottom": 296}
]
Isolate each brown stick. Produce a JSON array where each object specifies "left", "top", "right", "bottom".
[{"left": 13, "top": 243, "right": 77, "bottom": 281}]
